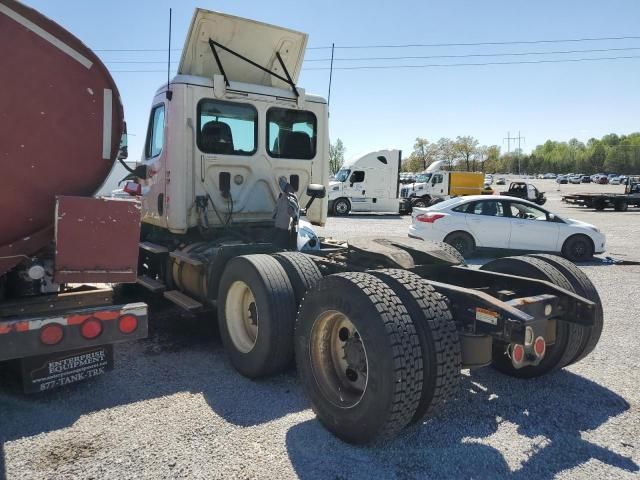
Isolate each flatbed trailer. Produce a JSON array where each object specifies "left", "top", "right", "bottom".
[{"left": 562, "top": 184, "right": 640, "bottom": 211}]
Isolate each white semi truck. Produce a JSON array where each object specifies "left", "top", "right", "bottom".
[
  {"left": 123, "top": 9, "right": 603, "bottom": 445},
  {"left": 328, "top": 150, "right": 406, "bottom": 214}
]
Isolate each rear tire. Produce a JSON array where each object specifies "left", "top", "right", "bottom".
[
  {"left": 273, "top": 252, "right": 323, "bottom": 307},
  {"left": 370, "top": 269, "right": 461, "bottom": 424},
  {"left": 444, "top": 231, "right": 475, "bottom": 258},
  {"left": 412, "top": 197, "right": 429, "bottom": 209},
  {"left": 295, "top": 272, "right": 423, "bottom": 444},
  {"left": 217, "top": 254, "right": 297, "bottom": 378},
  {"left": 480, "top": 256, "right": 583, "bottom": 378},
  {"left": 593, "top": 198, "right": 606, "bottom": 210},
  {"left": 614, "top": 199, "right": 628, "bottom": 212},
  {"left": 432, "top": 241, "right": 466, "bottom": 265},
  {"left": 527, "top": 254, "right": 603, "bottom": 364},
  {"left": 333, "top": 198, "right": 350, "bottom": 216},
  {"left": 562, "top": 235, "right": 594, "bottom": 262}
]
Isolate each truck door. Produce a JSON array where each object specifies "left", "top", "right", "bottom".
[
  {"left": 348, "top": 170, "right": 370, "bottom": 212},
  {"left": 430, "top": 173, "right": 445, "bottom": 196},
  {"left": 141, "top": 102, "right": 167, "bottom": 221}
]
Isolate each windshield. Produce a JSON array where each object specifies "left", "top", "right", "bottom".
[
  {"left": 415, "top": 173, "right": 432, "bottom": 183},
  {"left": 335, "top": 169, "right": 350, "bottom": 182},
  {"left": 426, "top": 197, "right": 466, "bottom": 211}
]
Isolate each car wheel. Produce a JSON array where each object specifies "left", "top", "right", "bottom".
[
  {"left": 443, "top": 232, "right": 475, "bottom": 258},
  {"left": 562, "top": 235, "right": 594, "bottom": 263},
  {"left": 333, "top": 198, "right": 350, "bottom": 216}
]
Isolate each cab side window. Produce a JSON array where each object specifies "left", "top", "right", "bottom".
[
  {"left": 350, "top": 171, "right": 365, "bottom": 183},
  {"left": 267, "top": 107, "right": 317, "bottom": 159},
  {"left": 145, "top": 104, "right": 165, "bottom": 159},
  {"left": 432, "top": 173, "right": 443, "bottom": 185}
]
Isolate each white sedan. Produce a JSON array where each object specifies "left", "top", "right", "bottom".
[{"left": 408, "top": 195, "right": 606, "bottom": 262}]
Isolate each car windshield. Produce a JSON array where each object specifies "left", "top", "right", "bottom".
[
  {"left": 426, "top": 197, "right": 467, "bottom": 211},
  {"left": 335, "top": 169, "right": 350, "bottom": 182},
  {"left": 415, "top": 173, "right": 432, "bottom": 183}
]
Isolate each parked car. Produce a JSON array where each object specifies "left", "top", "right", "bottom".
[
  {"left": 543, "top": 173, "right": 556, "bottom": 179},
  {"left": 484, "top": 174, "right": 494, "bottom": 185},
  {"left": 569, "top": 175, "right": 582, "bottom": 184},
  {"left": 408, "top": 195, "right": 605, "bottom": 262},
  {"left": 597, "top": 176, "right": 609, "bottom": 185},
  {"left": 610, "top": 177, "right": 622, "bottom": 185},
  {"left": 496, "top": 177, "right": 506, "bottom": 185},
  {"left": 581, "top": 175, "right": 591, "bottom": 183},
  {"left": 556, "top": 175, "right": 568, "bottom": 184}
]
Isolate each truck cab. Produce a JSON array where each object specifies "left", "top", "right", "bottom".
[
  {"left": 328, "top": 150, "right": 402, "bottom": 214},
  {"left": 138, "top": 9, "right": 328, "bottom": 234}
]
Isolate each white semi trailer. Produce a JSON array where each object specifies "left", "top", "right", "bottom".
[{"left": 128, "top": 9, "right": 604, "bottom": 444}]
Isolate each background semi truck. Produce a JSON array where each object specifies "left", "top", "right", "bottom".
[
  {"left": 0, "top": 0, "right": 147, "bottom": 392},
  {"left": 120, "top": 8, "right": 606, "bottom": 444},
  {"left": 328, "top": 150, "right": 406, "bottom": 215},
  {"left": 400, "top": 160, "right": 486, "bottom": 208}
]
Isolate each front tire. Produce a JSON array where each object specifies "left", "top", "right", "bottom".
[
  {"left": 295, "top": 272, "right": 423, "bottom": 444},
  {"left": 333, "top": 198, "right": 350, "bottom": 216},
  {"left": 217, "top": 254, "right": 297, "bottom": 378},
  {"left": 562, "top": 235, "right": 594, "bottom": 262}
]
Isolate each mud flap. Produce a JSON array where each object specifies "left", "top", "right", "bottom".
[{"left": 20, "top": 345, "right": 114, "bottom": 393}]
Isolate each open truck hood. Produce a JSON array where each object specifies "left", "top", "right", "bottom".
[{"left": 178, "top": 9, "right": 308, "bottom": 89}]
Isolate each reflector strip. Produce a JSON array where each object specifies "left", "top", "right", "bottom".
[
  {"left": 0, "top": 4, "right": 93, "bottom": 69},
  {"left": 102, "top": 89, "right": 113, "bottom": 159}
]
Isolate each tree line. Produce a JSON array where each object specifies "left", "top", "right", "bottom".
[{"left": 329, "top": 132, "right": 640, "bottom": 175}]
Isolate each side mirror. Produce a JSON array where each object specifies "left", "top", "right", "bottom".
[
  {"left": 306, "top": 184, "right": 326, "bottom": 199},
  {"left": 303, "top": 184, "right": 326, "bottom": 213}
]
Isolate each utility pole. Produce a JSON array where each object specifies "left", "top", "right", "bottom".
[{"left": 504, "top": 131, "right": 525, "bottom": 176}]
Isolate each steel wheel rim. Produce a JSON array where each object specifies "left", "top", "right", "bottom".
[
  {"left": 226, "top": 280, "right": 258, "bottom": 353},
  {"left": 336, "top": 201, "right": 348, "bottom": 214},
  {"left": 309, "top": 310, "right": 369, "bottom": 408}
]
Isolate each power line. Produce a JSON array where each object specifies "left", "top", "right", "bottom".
[
  {"left": 306, "top": 35, "right": 640, "bottom": 50},
  {"left": 93, "top": 34, "right": 640, "bottom": 52},
  {"left": 101, "top": 46, "right": 640, "bottom": 64},
  {"left": 302, "top": 54, "right": 640, "bottom": 71},
  {"left": 303, "top": 46, "right": 640, "bottom": 62}
]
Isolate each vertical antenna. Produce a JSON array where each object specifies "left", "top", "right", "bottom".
[
  {"left": 166, "top": 8, "right": 173, "bottom": 100},
  {"left": 327, "top": 43, "right": 335, "bottom": 107}
]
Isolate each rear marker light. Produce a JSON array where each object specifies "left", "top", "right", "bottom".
[
  {"left": 118, "top": 315, "right": 138, "bottom": 334},
  {"left": 512, "top": 344, "right": 524, "bottom": 364},
  {"left": 40, "top": 323, "right": 64, "bottom": 345},
  {"left": 80, "top": 317, "right": 103, "bottom": 339},
  {"left": 415, "top": 213, "right": 445, "bottom": 223},
  {"left": 534, "top": 337, "right": 546, "bottom": 357}
]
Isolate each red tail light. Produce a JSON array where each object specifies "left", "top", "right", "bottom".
[
  {"left": 124, "top": 181, "right": 141, "bottom": 196},
  {"left": 118, "top": 315, "right": 138, "bottom": 334},
  {"left": 512, "top": 344, "right": 525, "bottom": 364},
  {"left": 416, "top": 213, "right": 445, "bottom": 223},
  {"left": 40, "top": 323, "right": 64, "bottom": 345},
  {"left": 534, "top": 337, "right": 546, "bottom": 357},
  {"left": 80, "top": 318, "right": 103, "bottom": 339}
]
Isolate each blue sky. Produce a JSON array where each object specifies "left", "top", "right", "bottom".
[{"left": 22, "top": 0, "right": 640, "bottom": 160}]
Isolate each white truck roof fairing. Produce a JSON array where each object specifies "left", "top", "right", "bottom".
[
  {"left": 178, "top": 9, "right": 308, "bottom": 90},
  {"left": 342, "top": 150, "right": 400, "bottom": 169},
  {"left": 425, "top": 160, "right": 446, "bottom": 172}
]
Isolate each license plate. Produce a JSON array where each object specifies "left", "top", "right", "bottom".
[{"left": 20, "top": 345, "right": 114, "bottom": 393}]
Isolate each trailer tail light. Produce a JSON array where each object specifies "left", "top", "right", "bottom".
[
  {"left": 80, "top": 318, "right": 103, "bottom": 339},
  {"left": 534, "top": 337, "right": 546, "bottom": 358},
  {"left": 416, "top": 213, "right": 445, "bottom": 223},
  {"left": 124, "top": 181, "right": 141, "bottom": 196},
  {"left": 118, "top": 314, "right": 138, "bottom": 334},
  {"left": 40, "top": 323, "right": 64, "bottom": 345},
  {"left": 512, "top": 344, "right": 525, "bottom": 365}
]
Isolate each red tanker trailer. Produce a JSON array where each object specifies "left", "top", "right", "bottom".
[{"left": 0, "top": 0, "right": 147, "bottom": 392}]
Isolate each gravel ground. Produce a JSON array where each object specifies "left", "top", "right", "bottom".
[{"left": 1, "top": 180, "right": 639, "bottom": 479}]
